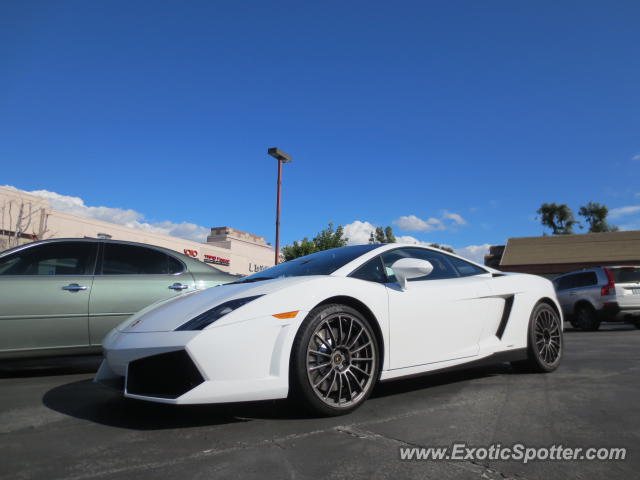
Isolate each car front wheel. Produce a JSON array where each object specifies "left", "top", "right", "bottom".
[{"left": 290, "top": 304, "right": 379, "bottom": 416}]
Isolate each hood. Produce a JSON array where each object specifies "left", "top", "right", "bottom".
[{"left": 121, "top": 276, "right": 316, "bottom": 333}]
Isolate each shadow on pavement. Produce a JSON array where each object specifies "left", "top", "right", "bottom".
[
  {"left": 0, "top": 355, "right": 102, "bottom": 378},
  {"left": 42, "top": 362, "right": 512, "bottom": 430},
  {"left": 372, "top": 363, "right": 509, "bottom": 399},
  {"left": 42, "top": 379, "right": 313, "bottom": 430},
  {"left": 563, "top": 322, "right": 637, "bottom": 333}
]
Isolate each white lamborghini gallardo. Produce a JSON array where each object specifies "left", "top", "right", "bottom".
[{"left": 96, "top": 244, "right": 563, "bottom": 416}]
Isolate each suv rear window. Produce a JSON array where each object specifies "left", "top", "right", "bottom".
[{"left": 610, "top": 267, "right": 640, "bottom": 284}]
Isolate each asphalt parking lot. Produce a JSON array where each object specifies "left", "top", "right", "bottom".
[{"left": 1, "top": 324, "right": 639, "bottom": 480}]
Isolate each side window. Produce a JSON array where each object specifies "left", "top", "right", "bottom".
[
  {"left": 381, "top": 248, "right": 459, "bottom": 282},
  {"left": 448, "top": 256, "right": 488, "bottom": 277},
  {"left": 102, "top": 244, "right": 184, "bottom": 275},
  {"left": 0, "top": 242, "right": 97, "bottom": 275},
  {"left": 573, "top": 272, "right": 598, "bottom": 288},
  {"left": 349, "top": 256, "right": 387, "bottom": 283},
  {"left": 556, "top": 275, "right": 575, "bottom": 291}
]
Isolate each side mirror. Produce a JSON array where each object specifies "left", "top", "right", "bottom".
[{"left": 391, "top": 258, "right": 434, "bottom": 290}]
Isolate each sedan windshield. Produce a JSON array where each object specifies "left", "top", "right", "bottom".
[{"left": 234, "top": 245, "right": 380, "bottom": 283}]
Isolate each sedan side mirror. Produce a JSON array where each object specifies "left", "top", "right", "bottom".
[{"left": 390, "top": 258, "right": 434, "bottom": 290}]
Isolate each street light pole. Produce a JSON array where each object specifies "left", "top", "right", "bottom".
[{"left": 267, "top": 148, "right": 292, "bottom": 265}]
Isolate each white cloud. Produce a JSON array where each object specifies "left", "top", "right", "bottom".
[
  {"left": 393, "top": 211, "right": 467, "bottom": 232},
  {"left": 3, "top": 185, "right": 210, "bottom": 242},
  {"left": 632, "top": 154, "right": 640, "bottom": 161},
  {"left": 342, "top": 220, "right": 490, "bottom": 264},
  {"left": 394, "top": 214, "right": 444, "bottom": 232},
  {"left": 342, "top": 220, "right": 377, "bottom": 245},
  {"left": 609, "top": 205, "right": 640, "bottom": 220},
  {"left": 442, "top": 210, "right": 467, "bottom": 226},
  {"left": 454, "top": 244, "right": 491, "bottom": 264}
]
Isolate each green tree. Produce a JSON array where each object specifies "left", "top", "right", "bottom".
[
  {"left": 537, "top": 203, "right": 578, "bottom": 235},
  {"left": 313, "top": 222, "right": 347, "bottom": 251},
  {"left": 384, "top": 226, "right": 396, "bottom": 243},
  {"left": 429, "top": 243, "right": 454, "bottom": 253},
  {"left": 281, "top": 222, "right": 348, "bottom": 261},
  {"left": 370, "top": 225, "right": 396, "bottom": 244},
  {"left": 578, "top": 202, "right": 618, "bottom": 233},
  {"left": 281, "top": 237, "right": 316, "bottom": 261}
]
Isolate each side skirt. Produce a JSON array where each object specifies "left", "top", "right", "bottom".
[{"left": 379, "top": 348, "right": 528, "bottom": 383}]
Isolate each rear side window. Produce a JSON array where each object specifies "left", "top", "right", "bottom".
[
  {"left": 0, "top": 242, "right": 97, "bottom": 275},
  {"left": 555, "top": 276, "right": 574, "bottom": 291},
  {"left": 350, "top": 256, "right": 388, "bottom": 283},
  {"left": 447, "top": 256, "right": 487, "bottom": 277},
  {"left": 102, "top": 244, "right": 183, "bottom": 275},
  {"left": 555, "top": 272, "right": 597, "bottom": 290},
  {"left": 381, "top": 248, "right": 459, "bottom": 282},
  {"left": 573, "top": 272, "right": 598, "bottom": 288},
  {"left": 610, "top": 267, "right": 640, "bottom": 284}
]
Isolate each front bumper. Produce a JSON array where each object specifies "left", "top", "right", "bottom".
[{"left": 95, "top": 314, "right": 304, "bottom": 404}]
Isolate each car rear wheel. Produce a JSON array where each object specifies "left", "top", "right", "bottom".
[
  {"left": 512, "top": 302, "right": 563, "bottom": 373},
  {"left": 575, "top": 304, "right": 600, "bottom": 331},
  {"left": 289, "top": 304, "right": 379, "bottom": 416}
]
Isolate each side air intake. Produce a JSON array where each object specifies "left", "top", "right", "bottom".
[{"left": 495, "top": 295, "right": 515, "bottom": 339}]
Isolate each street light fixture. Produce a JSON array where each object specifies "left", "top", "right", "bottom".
[{"left": 267, "top": 147, "right": 292, "bottom": 265}]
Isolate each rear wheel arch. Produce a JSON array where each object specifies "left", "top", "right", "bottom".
[
  {"left": 539, "top": 297, "right": 562, "bottom": 319},
  {"left": 573, "top": 299, "right": 595, "bottom": 315}
]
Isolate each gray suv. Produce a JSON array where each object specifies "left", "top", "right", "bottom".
[{"left": 553, "top": 266, "right": 640, "bottom": 330}]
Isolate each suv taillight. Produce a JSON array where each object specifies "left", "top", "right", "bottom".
[{"left": 601, "top": 268, "right": 615, "bottom": 296}]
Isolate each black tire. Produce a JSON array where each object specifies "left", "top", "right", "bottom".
[
  {"left": 289, "top": 304, "right": 380, "bottom": 417},
  {"left": 511, "top": 302, "right": 563, "bottom": 373},
  {"left": 634, "top": 319, "right": 640, "bottom": 330},
  {"left": 575, "top": 304, "right": 600, "bottom": 331}
]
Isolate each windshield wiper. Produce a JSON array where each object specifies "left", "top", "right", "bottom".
[{"left": 230, "top": 276, "right": 275, "bottom": 284}]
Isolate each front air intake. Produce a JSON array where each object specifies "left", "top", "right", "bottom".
[{"left": 126, "top": 350, "right": 204, "bottom": 399}]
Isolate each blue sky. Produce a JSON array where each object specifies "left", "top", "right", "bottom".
[{"left": 1, "top": 1, "right": 639, "bottom": 261}]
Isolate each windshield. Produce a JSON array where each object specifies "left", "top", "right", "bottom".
[
  {"left": 235, "top": 245, "right": 380, "bottom": 283},
  {"left": 610, "top": 267, "right": 640, "bottom": 284}
]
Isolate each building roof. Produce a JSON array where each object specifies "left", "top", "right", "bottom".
[{"left": 500, "top": 230, "right": 640, "bottom": 274}]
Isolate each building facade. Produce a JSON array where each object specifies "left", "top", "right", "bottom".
[
  {"left": 487, "top": 231, "right": 640, "bottom": 277},
  {"left": 0, "top": 187, "right": 274, "bottom": 276}
]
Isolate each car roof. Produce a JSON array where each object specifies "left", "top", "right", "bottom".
[{"left": 332, "top": 242, "right": 496, "bottom": 277}]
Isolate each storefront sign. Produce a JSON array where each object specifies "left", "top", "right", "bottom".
[
  {"left": 248, "top": 263, "right": 269, "bottom": 273},
  {"left": 204, "top": 254, "right": 230, "bottom": 266}
]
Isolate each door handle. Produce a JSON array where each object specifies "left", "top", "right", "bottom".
[
  {"left": 169, "top": 283, "right": 189, "bottom": 291},
  {"left": 62, "top": 283, "right": 87, "bottom": 292}
]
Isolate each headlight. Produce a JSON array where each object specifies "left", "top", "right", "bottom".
[{"left": 175, "top": 295, "right": 264, "bottom": 331}]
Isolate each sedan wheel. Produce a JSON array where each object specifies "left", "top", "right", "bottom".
[{"left": 291, "top": 304, "right": 379, "bottom": 416}]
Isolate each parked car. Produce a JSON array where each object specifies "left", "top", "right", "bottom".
[
  {"left": 553, "top": 266, "right": 640, "bottom": 330},
  {"left": 96, "top": 243, "right": 563, "bottom": 416},
  {"left": 0, "top": 238, "right": 235, "bottom": 359}
]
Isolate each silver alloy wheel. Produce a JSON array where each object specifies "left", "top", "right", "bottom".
[
  {"left": 534, "top": 307, "right": 561, "bottom": 365},
  {"left": 306, "top": 313, "right": 376, "bottom": 408}
]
